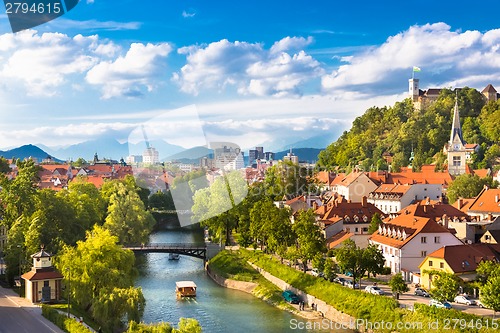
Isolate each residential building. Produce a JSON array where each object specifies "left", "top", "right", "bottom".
[
  {"left": 126, "top": 155, "right": 143, "bottom": 164},
  {"left": 283, "top": 149, "right": 299, "bottom": 165},
  {"left": 21, "top": 248, "right": 64, "bottom": 303},
  {"left": 0, "top": 225, "right": 7, "bottom": 251},
  {"left": 214, "top": 145, "right": 245, "bottom": 170},
  {"left": 369, "top": 214, "right": 463, "bottom": 281},
  {"left": 480, "top": 229, "right": 500, "bottom": 244},
  {"left": 482, "top": 84, "right": 498, "bottom": 102},
  {"left": 368, "top": 183, "right": 442, "bottom": 214},
  {"left": 316, "top": 195, "right": 384, "bottom": 240},
  {"left": 455, "top": 187, "right": 500, "bottom": 221},
  {"left": 315, "top": 171, "right": 338, "bottom": 191},
  {"left": 331, "top": 171, "right": 379, "bottom": 203},
  {"left": 143, "top": 146, "right": 160, "bottom": 165},
  {"left": 418, "top": 243, "right": 500, "bottom": 290}
]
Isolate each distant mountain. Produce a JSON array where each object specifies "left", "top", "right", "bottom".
[
  {"left": 274, "top": 148, "right": 323, "bottom": 163},
  {"left": 41, "top": 138, "right": 185, "bottom": 161},
  {"left": 0, "top": 144, "right": 64, "bottom": 162},
  {"left": 165, "top": 146, "right": 213, "bottom": 162}
]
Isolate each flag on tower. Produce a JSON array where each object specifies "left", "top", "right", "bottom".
[{"left": 413, "top": 66, "right": 421, "bottom": 72}]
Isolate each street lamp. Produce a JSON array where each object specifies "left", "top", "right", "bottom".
[{"left": 65, "top": 267, "right": 71, "bottom": 318}]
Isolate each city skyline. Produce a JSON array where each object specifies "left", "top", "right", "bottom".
[{"left": 0, "top": 1, "right": 499, "bottom": 152}]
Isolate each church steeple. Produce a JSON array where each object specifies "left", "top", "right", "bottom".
[{"left": 449, "top": 94, "right": 465, "bottom": 147}]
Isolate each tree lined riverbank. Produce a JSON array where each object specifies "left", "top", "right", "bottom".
[{"left": 208, "top": 249, "right": 500, "bottom": 333}]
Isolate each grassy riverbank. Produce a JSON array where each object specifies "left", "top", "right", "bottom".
[
  {"left": 208, "top": 249, "right": 296, "bottom": 313},
  {"left": 210, "top": 249, "right": 499, "bottom": 333}
]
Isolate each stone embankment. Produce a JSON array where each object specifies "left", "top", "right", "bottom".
[{"left": 247, "top": 262, "right": 358, "bottom": 327}]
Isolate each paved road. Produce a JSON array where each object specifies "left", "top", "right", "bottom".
[{"left": 0, "top": 286, "right": 64, "bottom": 333}]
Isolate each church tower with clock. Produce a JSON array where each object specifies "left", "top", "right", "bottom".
[{"left": 447, "top": 97, "right": 467, "bottom": 176}]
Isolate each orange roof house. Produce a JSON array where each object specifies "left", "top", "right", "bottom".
[
  {"left": 419, "top": 243, "right": 500, "bottom": 289},
  {"left": 369, "top": 210, "right": 463, "bottom": 281},
  {"left": 457, "top": 187, "right": 500, "bottom": 220}
]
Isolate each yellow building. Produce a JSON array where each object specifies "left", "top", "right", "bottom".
[
  {"left": 21, "top": 248, "right": 63, "bottom": 303},
  {"left": 419, "top": 244, "right": 500, "bottom": 290}
]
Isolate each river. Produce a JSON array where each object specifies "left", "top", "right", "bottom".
[{"left": 135, "top": 223, "right": 351, "bottom": 333}]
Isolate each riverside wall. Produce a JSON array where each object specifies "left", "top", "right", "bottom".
[{"left": 247, "top": 262, "right": 365, "bottom": 331}]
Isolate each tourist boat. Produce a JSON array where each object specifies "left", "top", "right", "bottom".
[
  {"left": 169, "top": 253, "right": 180, "bottom": 260},
  {"left": 176, "top": 281, "right": 197, "bottom": 297}
]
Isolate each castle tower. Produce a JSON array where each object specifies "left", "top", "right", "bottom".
[
  {"left": 409, "top": 78, "right": 419, "bottom": 102},
  {"left": 447, "top": 96, "right": 467, "bottom": 176},
  {"left": 482, "top": 84, "right": 498, "bottom": 102}
]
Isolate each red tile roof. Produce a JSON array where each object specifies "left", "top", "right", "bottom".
[
  {"left": 326, "top": 231, "right": 354, "bottom": 249},
  {"left": 316, "top": 196, "right": 384, "bottom": 224},
  {"left": 466, "top": 188, "right": 500, "bottom": 214},
  {"left": 22, "top": 269, "right": 64, "bottom": 281},
  {"left": 398, "top": 200, "right": 470, "bottom": 222},
  {"left": 370, "top": 214, "right": 455, "bottom": 249},
  {"left": 424, "top": 243, "right": 500, "bottom": 273},
  {"left": 482, "top": 84, "right": 497, "bottom": 93}
]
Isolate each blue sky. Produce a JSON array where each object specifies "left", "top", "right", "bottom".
[{"left": 0, "top": 0, "right": 499, "bottom": 155}]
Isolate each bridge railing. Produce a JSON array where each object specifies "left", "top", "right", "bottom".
[{"left": 124, "top": 243, "right": 206, "bottom": 249}]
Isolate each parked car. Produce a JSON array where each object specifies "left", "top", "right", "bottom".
[
  {"left": 282, "top": 290, "right": 300, "bottom": 304},
  {"left": 364, "top": 286, "right": 385, "bottom": 295},
  {"left": 414, "top": 287, "right": 430, "bottom": 297},
  {"left": 345, "top": 280, "right": 359, "bottom": 289},
  {"left": 429, "top": 299, "right": 452, "bottom": 309},
  {"left": 311, "top": 268, "right": 323, "bottom": 277},
  {"left": 477, "top": 300, "right": 490, "bottom": 309},
  {"left": 454, "top": 295, "right": 476, "bottom": 306},
  {"left": 334, "top": 277, "right": 346, "bottom": 285},
  {"left": 345, "top": 271, "right": 353, "bottom": 277}
]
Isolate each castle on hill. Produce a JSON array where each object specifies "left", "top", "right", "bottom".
[{"left": 408, "top": 77, "right": 498, "bottom": 176}]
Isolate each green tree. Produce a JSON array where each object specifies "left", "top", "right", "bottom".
[
  {"left": 480, "top": 275, "right": 500, "bottom": 313},
  {"left": 192, "top": 171, "right": 248, "bottom": 246},
  {"left": 447, "top": 174, "right": 498, "bottom": 203},
  {"left": 103, "top": 182, "right": 156, "bottom": 244},
  {"left": 335, "top": 239, "right": 384, "bottom": 288},
  {"left": 0, "top": 159, "right": 40, "bottom": 228},
  {"left": 428, "top": 271, "right": 461, "bottom": 302},
  {"left": 292, "top": 210, "right": 326, "bottom": 272},
  {"left": 476, "top": 260, "right": 500, "bottom": 284},
  {"left": 388, "top": 273, "right": 409, "bottom": 298},
  {"left": 368, "top": 213, "right": 382, "bottom": 234},
  {"left": 0, "top": 157, "right": 11, "bottom": 173},
  {"left": 56, "top": 226, "right": 144, "bottom": 330},
  {"left": 72, "top": 157, "right": 88, "bottom": 168},
  {"left": 323, "top": 258, "right": 337, "bottom": 282},
  {"left": 363, "top": 244, "right": 385, "bottom": 278},
  {"left": 175, "top": 318, "right": 202, "bottom": 333},
  {"left": 148, "top": 191, "right": 175, "bottom": 211}
]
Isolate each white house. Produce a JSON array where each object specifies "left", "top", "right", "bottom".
[
  {"left": 369, "top": 214, "right": 463, "bottom": 282},
  {"left": 367, "top": 183, "right": 442, "bottom": 214}
]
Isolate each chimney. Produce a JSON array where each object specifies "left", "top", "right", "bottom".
[
  {"left": 495, "top": 195, "right": 499, "bottom": 203},
  {"left": 488, "top": 213, "right": 493, "bottom": 221},
  {"left": 443, "top": 216, "right": 449, "bottom": 229},
  {"left": 457, "top": 198, "right": 463, "bottom": 210},
  {"left": 313, "top": 201, "right": 318, "bottom": 210},
  {"left": 423, "top": 205, "right": 427, "bottom": 213},
  {"left": 361, "top": 196, "right": 368, "bottom": 207}
]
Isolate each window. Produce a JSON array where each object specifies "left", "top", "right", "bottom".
[
  {"left": 44, "top": 281, "right": 49, "bottom": 287},
  {"left": 485, "top": 235, "right": 491, "bottom": 240},
  {"left": 434, "top": 236, "right": 440, "bottom": 243},
  {"left": 421, "top": 236, "right": 427, "bottom": 244},
  {"left": 428, "top": 261, "right": 433, "bottom": 267},
  {"left": 440, "top": 262, "right": 444, "bottom": 269},
  {"left": 421, "top": 251, "right": 427, "bottom": 257},
  {"left": 355, "top": 227, "right": 359, "bottom": 233},
  {"left": 453, "top": 156, "right": 461, "bottom": 166}
]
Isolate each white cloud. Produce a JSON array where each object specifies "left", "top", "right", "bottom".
[
  {"left": 182, "top": 11, "right": 196, "bottom": 18},
  {"left": 86, "top": 42, "right": 172, "bottom": 99},
  {"left": 175, "top": 37, "right": 321, "bottom": 97},
  {"left": 0, "top": 30, "right": 99, "bottom": 96},
  {"left": 49, "top": 19, "right": 142, "bottom": 31},
  {"left": 322, "top": 23, "right": 500, "bottom": 92}
]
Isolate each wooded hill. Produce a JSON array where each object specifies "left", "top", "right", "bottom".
[{"left": 318, "top": 87, "right": 500, "bottom": 172}]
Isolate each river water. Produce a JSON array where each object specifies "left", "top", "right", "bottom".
[{"left": 135, "top": 223, "right": 351, "bottom": 333}]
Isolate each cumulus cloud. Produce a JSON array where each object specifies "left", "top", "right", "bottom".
[
  {"left": 86, "top": 42, "right": 172, "bottom": 99},
  {"left": 0, "top": 30, "right": 101, "bottom": 96},
  {"left": 174, "top": 36, "right": 322, "bottom": 97},
  {"left": 322, "top": 23, "right": 500, "bottom": 93}
]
